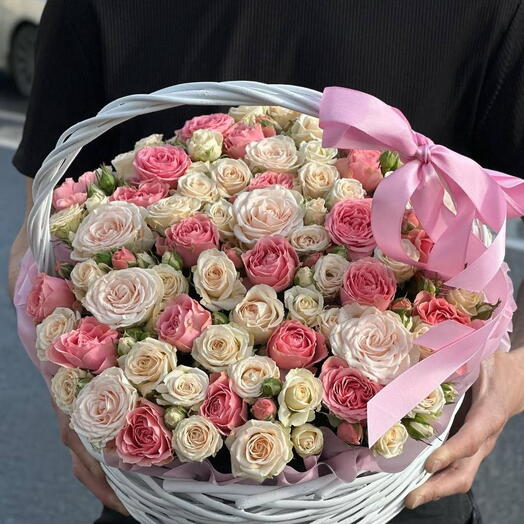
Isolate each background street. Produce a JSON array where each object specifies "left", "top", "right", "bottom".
[{"left": 0, "top": 71, "right": 523, "bottom": 524}]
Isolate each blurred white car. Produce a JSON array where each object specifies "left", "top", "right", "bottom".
[{"left": 0, "top": 0, "right": 45, "bottom": 96}]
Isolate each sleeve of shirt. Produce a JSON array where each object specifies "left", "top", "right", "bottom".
[
  {"left": 12, "top": 0, "right": 109, "bottom": 179},
  {"left": 471, "top": 1, "right": 524, "bottom": 178}
]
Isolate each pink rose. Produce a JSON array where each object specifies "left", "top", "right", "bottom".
[
  {"left": 199, "top": 372, "right": 248, "bottom": 435},
  {"left": 336, "top": 149, "right": 383, "bottom": 193},
  {"left": 26, "top": 273, "right": 78, "bottom": 323},
  {"left": 247, "top": 171, "right": 295, "bottom": 191},
  {"left": 337, "top": 421, "right": 364, "bottom": 445},
  {"left": 110, "top": 180, "right": 170, "bottom": 207},
  {"left": 111, "top": 247, "right": 137, "bottom": 269},
  {"left": 406, "top": 228, "right": 434, "bottom": 263},
  {"left": 156, "top": 213, "right": 219, "bottom": 266},
  {"left": 178, "top": 113, "right": 235, "bottom": 142},
  {"left": 116, "top": 399, "right": 172, "bottom": 467},
  {"left": 52, "top": 171, "right": 97, "bottom": 210},
  {"left": 251, "top": 398, "right": 277, "bottom": 420},
  {"left": 320, "top": 356, "right": 382, "bottom": 422},
  {"left": 256, "top": 115, "right": 278, "bottom": 137},
  {"left": 390, "top": 297, "right": 413, "bottom": 312},
  {"left": 242, "top": 236, "right": 299, "bottom": 292},
  {"left": 133, "top": 145, "right": 191, "bottom": 188},
  {"left": 303, "top": 252, "right": 323, "bottom": 268},
  {"left": 223, "top": 122, "right": 265, "bottom": 158},
  {"left": 340, "top": 257, "right": 396, "bottom": 311},
  {"left": 325, "top": 198, "right": 376, "bottom": 259},
  {"left": 222, "top": 244, "right": 243, "bottom": 269},
  {"left": 402, "top": 210, "right": 420, "bottom": 233},
  {"left": 47, "top": 316, "right": 118, "bottom": 374},
  {"left": 156, "top": 294, "right": 212, "bottom": 352},
  {"left": 414, "top": 291, "right": 470, "bottom": 325},
  {"left": 267, "top": 319, "right": 328, "bottom": 370}
]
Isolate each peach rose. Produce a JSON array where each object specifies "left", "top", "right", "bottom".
[
  {"left": 336, "top": 149, "right": 383, "bottom": 193},
  {"left": 223, "top": 122, "right": 265, "bottom": 158},
  {"left": 244, "top": 135, "right": 300, "bottom": 173},
  {"left": 210, "top": 158, "right": 252, "bottom": 197},
  {"left": 413, "top": 291, "right": 470, "bottom": 325},
  {"left": 111, "top": 247, "right": 137, "bottom": 270},
  {"left": 134, "top": 145, "right": 191, "bottom": 188},
  {"left": 172, "top": 415, "right": 223, "bottom": 462},
  {"left": 405, "top": 228, "right": 434, "bottom": 263},
  {"left": 35, "top": 307, "right": 81, "bottom": 361}
]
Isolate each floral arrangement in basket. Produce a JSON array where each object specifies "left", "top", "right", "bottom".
[{"left": 19, "top": 86, "right": 524, "bottom": 486}]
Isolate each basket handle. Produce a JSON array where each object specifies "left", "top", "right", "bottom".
[{"left": 28, "top": 81, "right": 322, "bottom": 272}]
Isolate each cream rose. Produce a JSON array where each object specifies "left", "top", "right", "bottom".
[
  {"left": 317, "top": 307, "right": 340, "bottom": 342},
  {"left": 226, "top": 420, "right": 293, "bottom": 481},
  {"left": 298, "top": 162, "right": 339, "bottom": 199},
  {"left": 111, "top": 151, "right": 135, "bottom": 180},
  {"left": 50, "top": 204, "right": 86, "bottom": 242},
  {"left": 84, "top": 268, "right": 164, "bottom": 329},
  {"left": 267, "top": 106, "right": 299, "bottom": 128},
  {"left": 284, "top": 286, "right": 324, "bottom": 326},
  {"left": 244, "top": 135, "right": 300, "bottom": 173},
  {"left": 232, "top": 186, "right": 304, "bottom": 245},
  {"left": 446, "top": 288, "right": 485, "bottom": 316},
  {"left": 192, "top": 324, "right": 253, "bottom": 372},
  {"left": 409, "top": 386, "right": 446, "bottom": 418},
  {"left": 291, "top": 424, "right": 324, "bottom": 458},
  {"left": 177, "top": 171, "right": 220, "bottom": 204},
  {"left": 85, "top": 192, "right": 109, "bottom": 213},
  {"left": 156, "top": 365, "right": 209, "bottom": 408},
  {"left": 185, "top": 161, "right": 212, "bottom": 175},
  {"left": 372, "top": 422, "right": 409, "bottom": 458},
  {"left": 374, "top": 239, "right": 420, "bottom": 284},
  {"left": 289, "top": 114, "right": 322, "bottom": 145},
  {"left": 326, "top": 178, "right": 366, "bottom": 207},
  {"left": 313, "top": 254, "right": 350, "bottom": 299},
  {"left": 36, "top": 307, "right": 81, "bottom": 361},
  {"left": 70, "top": 259, "right": 108, "bottom": 300},
  {"left": 135, "top": 133, "right": 164, "bottom": 150},
  {"left": 51, "top": 367, "right": 90, "bottom": 415},
  {"left": 204, "top": 199, "right": 235, "bottom": 241},
  {"left": 146, "top": 194, "right": 201, "bottom": 233},
  {"left": 230, "top": 284, "right": 285, "bottom": 344},
  {"left": 289, "top": 225, "right": 331, "bottom": 255},
  {"left": 71, "top": 202, "right": 155, "bottom": 261},
  {"left": 187, "top": 129, "right": 223, "bottom": 162},
  {"left": 210, "top": 158, "right": 252, "bottom": 197},
  {"left": 172, "top": 415, "right": 223, "bottom": 462},
  {"left": 298, "top": 140, "right": 337, "bottom": 164},
  {"left": 70, "top": 367, "right": 138, "bottom": 447},
  {"left": 304, "top": 197, "right": 328, "bottom": 225},
  {"left": 229, "top": 105, "right": 269, "bottom": 122},
  {"left": 151, "top": 264, "right": 189, "bottom": 302},
  {"left": 228, "top": 356, "right": 280, "bottom": 400}
]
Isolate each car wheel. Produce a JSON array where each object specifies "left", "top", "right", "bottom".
[{"left": 9, "top": 23, "right": 38, "bottom": 97}]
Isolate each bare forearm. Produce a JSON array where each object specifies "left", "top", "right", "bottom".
[{"left": 511, "top": 281, "right": 524, "bottom": 351}]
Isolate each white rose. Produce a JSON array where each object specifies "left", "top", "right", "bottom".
[
  {"left": 284, "top": 286, "right": 324, "bottom": 326},
  {"left": 185, "top": 161, "right": 211, "bottom": 175},
  {"left": 210, "top": 158, "right": 252, "bottom": 197},
  {"left": 192, "top": 324, "right": 253, "bottom": 372},
  {"left": 84, "top": 268, "right": 164, "bottom": 329},
  {"left": 304, "top": 197, "right": 328, "bottom": 225},
  {"left": 267, "top": 106, "right": 300, "bottom": 128},
  {"left": 372, "top": 422, "right": 409, "bottom": 459},
  {"left": 244, "top": 135, "right": 300, "bottom": 173},
  {"left": 446, "top": 288, "right": 485, "bottom": 316},
  {"left": 118, "top": 337, "right": 177, "bottom": 395},
  {"left": 35, "top": 307, "right": 81, "bottom": 361},
  {"left": 298, "top": 162, "right": 339, "bottom": 199},
  {"left": 228, "top": 356, "right": 280, "bottom": 400},
  {"left": 409, "top": 386, "right": 446, "bottom": 418},
  {"left": 226, "top": 420, "right": 293, "bottom": 481},
  {"left": 289, "top": 114, "right": 322, "bottom": 145},
  {"left": 230, "top": 284, "right": 285, "bottom": 344},
  {"left": 229, "top": 105, "right": 269, "bottom": 122},
  {"left": 111, "top": 151, "right": 135, "bottom": 180},
  {"left": 204, "top": 199, "right": 235, "bottom": 241},
  {"left": 317, "top": 307, "right": 340, "bottom": 342},
  {"left": 71, "top": 202, "right": 155, "bottom": 261},
  {"left": 326, "top": 178, "right": 366, "bottom": 207},
  {"left": 193, "top": 249, "right": 246, "bottom": 311},
  {"left": 146, "top": 194, "right": 201, "bottom": 233},
  {"left": 51, "top": 367, "right": 90, "bottom": 414},
  {"left": 187, "top": 129, "right": 223, "bottom": 162},
  {"left": 374, "top": 239, "right": 420, "bottom": 284},
  {"left": 85, "top": 192, "right": 109, "bottom": 212},
  {"left": 330, "top": 308, "right": 414, "bottom": 384},
  {"left": 291, "top": 424, "right": 324, "bottom": 458},
  {"left": 70, "top": 367, "right": 138, "bottom": 448},
  {"left": 156, "top": 365, "right": 209, "bottom": 408},
  {"left": 151, "top": 264, "right": 189, "bottom": 302},
  {"left": 289, "top": 225, "right": 331, "bottom": 255},
  {"left": 278, "top": 369, "right": 323, "bottom": 427},
  {"left": 134, "top": 133, "right": 164, "bottom": 150},
  {"left": 177, "top": 171, "right": 220, "bottom": 204},
  {"left": 298, "top": 140, "right": 338, "bottom": 164},
  {"left": 232, "top": 186, "right": 304, "bottom": 245},
  {"left": 172, "top": 415, "right": 223, "bottom": 462},
  {"left": 50, "top": 204, "right": 86, "bottom": 242},
  {"left": 313, "top": 254, "right": 350, "bottom": 299},
  {"left": 70, "top": 259, "right": 107, "bottom": 300}
]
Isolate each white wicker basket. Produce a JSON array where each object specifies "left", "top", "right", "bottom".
[{"left": 28, "top": 81, "right": 464, "bottom": 523}]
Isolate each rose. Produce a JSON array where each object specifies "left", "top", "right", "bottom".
[
  {"left": 51, "top": 367, "right": 90, "bottom": 414},
  {"left": 111, "top": 247, "right": 137, "bottom": 270},
  {"left": 298, "top": 162, "right": 339, "bottom": 199},
  {"left": 405, "top": 228, "right": 434, "bottom": 263},
  {"left": 71, "top": 202, "right": 155, "bottom": 261},
  {"left": 446, "top": 288, "right": 485, "bottom": 316},
  {"left": 110, "top": 180, "right": 170, "bottom": 207},
  {"left": 115, "top": 400, "right": 173, "bottom": 466},
  {"left": 313, "top": 254, "right": 350, "bottom": 299},
  {"left": 156, "top": 365, "right": 209, "bottom": 408},
  {"left": 85, "top": 190, "right": 109, "bottom": 212},
  {"left": 336, "top": 149, "right": 383, "bottom": 193},
  {"left": 146, "top": 194, "right": 201, "bottom": 233},
  {"left": 209, "top": 158, "right": 252, "bottom": 197},
  {"left": 229, "top": 105, "right": 268, "bottom": 122},
  {"left": 135, "top": 133, "right": 164, "bottom": 150},
  {"left": 372, "top": 422, "right": 408, "bottom": 458},
  {"left": 325, "top": 198, "right": 376, "bottom": 258},
  {"left": 176, "top": 171, "right": 220, "bottom": 204},
  {"left": 242, "top": 236, "right": 299, "bottom": 292},
  {"left": 223, "top": 122, "right": 265, "bottom": 158},
  {"left": 222, "top": 243, "right": 243, "bottom": 269},
  {"left": 284, "top": 286, "right": 324, "bottom": 326},
  {"left": 70, "top": 259, "right": 107, "bottom": 300},
  {"left": 156, "top": 294, "right": 212, "bottom": 352},
  {"left": 340, "top": 257, "right": 397, "bottom": 311},
  {"left": 151, "top": 264, "right": 189, "bottom": 302},
  {"left": 172, "top": 415, "right": 223, "bottom": 462},
  {"left": 47, "top": 316, "right": 118, "bottom": 374},
  {"left": 408, "top": 386, "right": 446, "bottom": 419},
  {"left": 289, "top": 225, "right": 331, "bottom": 255},
  {"left": 291, "top": 424, "right": 324, "bottom": 458},
  {"left": 178, "top": 113, "right": 234, "bottom": 142},
  {"left": 298, "top": 140, "right": 337, "bottom": 164},
  {"left": 84, "top": 268, "right": 164, "bottom": 329},
  {"left": 185, "top": 161, "right": 212, "bottom": 175},
  {"left": 374, "top": 239, "right": 420, "bottom": 283},
  {"left": 289, "top": 115, "right": 322, "bottom": 145},
  {"left": 133, "top": 145, "right": 191, "bottom": 188},
  {"left": 157, "top": 214, "right": 219, "bottom": 267},
  {"left": 278, "top": 368, "right": 323, "bottom": 426},
  {"left": 111, "top": 151, "right": 136, "bottom": 180},
  {"left": 303, "top": 253, "right": 323, "bottom": 267},
  {"left": 70, "top": 367, "right": 138, "bottom": 447},
  {"left": 50, "top": 204, "right": 86, "bottom": 242},
  {"left": 244, "top": 135, "right": 300, "bottom": 173},
  {"left": 186, "top": 129, "right": 223, "bottom": 162},
  {"left": 252, "top": 398, "right": 277, "bottom": 420},
  {"left": 320, "top": 356, "right": 382, "bottom": 422},
  {"left": 230, "top": 284, "right": 285, "bottom": 344},
  {"left": 26, "top": 273, "right": 78, "bottom": 324},
  {"left": 226, "top": 420, "right": 293, "bottom": 481},
  {"left": 294, "top": 267, "right": 314, "bottom": 287},
  {"left": 326, "top": 178, "right": 366, "bottom": 208},
  {"left": 247, "top": 171, "right": 295, "bottom": 191},
  {"left": 337, "top": 422, "right": 364, "bottom": 445},
  {"left": 414, "top": 291, "right": 471, "bottom": 325},
  {"left": 330, "top": 307, "right": 414, "bottom": 384},
  {"left": 232, "top": 186, "right": 304, "bottom": 245},
  {"left": 267, "top": 320, "right": 328, "bottom": 370},
  {"left": 192, "top": 324, "right": 253, "bottom": 372},
  {"left": 228, "top": 356, "right": 280, "bottom": 400},
  {"left": 52, "top": 171, "right": 97, "bottom": 210},
  {"left": 317, "top": 307, "right": 340, "bottom": 342},
  {"left": 268, "top": 106, "right": 299, "bottom": 127},
  {"left": 204, "top": 199, "right": 235, "bottom": 241},
  {"left": 35, "top": 307, "right": 80, "bottom": 361}
]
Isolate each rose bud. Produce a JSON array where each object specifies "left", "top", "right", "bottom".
[
  {"left": 164, "top": 406, "right": 187, "bottom": 430},
  {"left": 94, "top": 250, "right": 113, "bottom": 266},
  {"left": 251, "top": 398, "right": 277, "bottom": 421},
  {"left": 161, "top": 251, "right": 184, "bottom": 271},
  {"left": 187, "top": 129, "right": 223, "bottom": 162},
  {"left": 117, "top": 336, "right": 136, "bottom": 357},
  {"left": 261, "top": 377, "right": 282, "bottom": 397},
  {"left": 97, "top": 165, "right": 117, "bottom": 195},
  {"left": 337, "top": 422, "right": 364, "bottom": 445},
  {"left": 379, "top": 150, "right": 401, "bottom": 174},
  {"left": 390, "top": 297, "right": 412, "bottom": 313},
  {"left": 403, "top": 419, "right": 434, "bottom": 441},
  {"left": 112, "top": 247, "right": 137, "bottom": 270},
  {"left": 442, "top": 382, "right": 458, "bottom": 404},
  {"left": 222, "top": 246, "right": 243, "bottom": 269},
  {"left": 212, "top": 311, "right": 229, "bottom": 325},
  {"left": 136, "top": 252, "right": 156, "bottom": 268},
  {"left": 294, "top": 267, "right": 314, "bottom": 287}
]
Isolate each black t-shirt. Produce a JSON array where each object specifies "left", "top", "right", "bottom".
[{"left": 13, "top": 0, "right": 524, "bottom": 179}]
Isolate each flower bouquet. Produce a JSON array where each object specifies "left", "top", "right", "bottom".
[{"left": 15, "top": 82, "right": 524, "bottom": 523}]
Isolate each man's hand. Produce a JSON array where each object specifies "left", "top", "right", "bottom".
[{"left": 405, "top": 349, "right": 524, "bottom": 509}]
